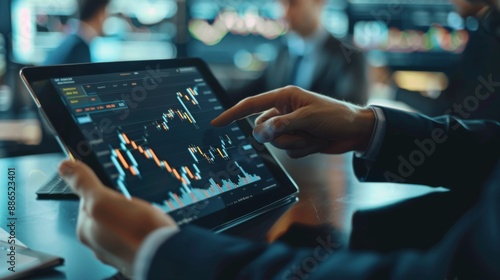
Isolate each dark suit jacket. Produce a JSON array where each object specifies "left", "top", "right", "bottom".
[
  {"left": 43, "top": 34, "right": 91, "bottom": 65},
  {"left": 231, "top": 35, "right": 368, "bottom": 106},
  {"left": 145, "top": 107, "right": 500, "bottom": 279},
  {"left": 395, "top": 26, "right": 500, "bottom": 121}
]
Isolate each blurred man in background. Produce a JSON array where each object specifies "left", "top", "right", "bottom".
[
  {"left": 438, "top": 0, "right": 500, "bottom": 120},
  {"left": 397, "top": 0, "right": 500, "bottom": 120},
  {"left": 232, "top": 0, "right": 368, "bottom": 105},
  {"left": 44, "top": 0, "right": 109, "bottom": 65}
]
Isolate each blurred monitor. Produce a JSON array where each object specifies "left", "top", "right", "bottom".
[
  {"left": 92, "top": 0, "right": 178, "bottom": 62},
  {"left": 11, "top": 0, "right": 179, "bottom": 65},
  {"left": 186, "top": 0, "right": 287, "bottom": 73},
  {"left": 11, "top": 0, "right": 78, "bottom": 65},
  {"left": 347, "top": 0, "right": 478, "bottom": 70},
  {"left": 186, "top": 0, "right": 351, "bottom": 73},
  {"left": 185, "top": 0, "right": 476, "bottom": 73}
]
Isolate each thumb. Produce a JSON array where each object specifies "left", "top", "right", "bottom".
[
  {"left": 252, "top": 110, "right": 305, "bottom": 143},
  {"left": 58, "top": 160, "right": 104, "bottom": 199}
]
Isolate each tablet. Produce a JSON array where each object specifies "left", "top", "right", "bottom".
[{"left": 20, "top": 58, "right": 298, "bottom": 231}]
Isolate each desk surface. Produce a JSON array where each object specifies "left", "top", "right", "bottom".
[{"left": 0, "top": 152, "right": 440, "bottom": 279}]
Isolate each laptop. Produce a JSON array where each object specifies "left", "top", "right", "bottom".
[{"left": 20, "top": 58, "right": 298, "bottom": 232}]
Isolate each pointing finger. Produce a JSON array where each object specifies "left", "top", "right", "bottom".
[{"left": 211, "top": 87, "right": 293, "bottom": 127}]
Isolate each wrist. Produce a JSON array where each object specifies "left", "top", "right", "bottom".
[{"left": 353, "top": 108, "right": 376, "bottom": 153}]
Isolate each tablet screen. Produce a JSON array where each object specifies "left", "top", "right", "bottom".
[{"left": 49, "top": 66, "right": 280, "bottom": 225}]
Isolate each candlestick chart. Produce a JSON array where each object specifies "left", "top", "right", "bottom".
[
  {"left": 97, "top": 84, "right": 269, "bottom": 213},
  {"left": 59, "top": 69, "right": 277, "bottom": 217}
]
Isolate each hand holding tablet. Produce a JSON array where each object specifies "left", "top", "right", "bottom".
[{"left": 58, "top": 159, "right": 177, "bottom": 278}]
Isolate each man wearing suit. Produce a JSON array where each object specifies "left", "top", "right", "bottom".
[
  {"left": 55, "top": 0, "right": 500, "bottom": 279},
  {"left": 231, "top": 0, "right": 368, "bottom": 105},
  {"left": 43, "top": 0, "right": 109, "bottom": 65},
  {"left": 59, "top": 86, "right": 500, "bottom": 279}
]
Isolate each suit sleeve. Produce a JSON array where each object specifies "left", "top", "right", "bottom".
[
  {"left": 353, "top": 106, "right": 500, "bottom": 191},
  {"left": 142, "top": 163, "right": 500, "bottom": 280},
  {"left": 144, "top": 225, "right": 410, "bottom": 280},
  {"left": 142, "top": 213, "right": 481, "bottom": 280}
]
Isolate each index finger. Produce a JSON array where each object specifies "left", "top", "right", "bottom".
[{"left": 211, "top": 87, "right": 289, "bottom": 127}]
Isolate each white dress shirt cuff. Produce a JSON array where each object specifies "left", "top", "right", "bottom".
[
  {"left": 134, "top": 226, "right": 180, "bottom": 280},
  {"left": 354, "top": 106, "right": 386, "bottom": 161}
]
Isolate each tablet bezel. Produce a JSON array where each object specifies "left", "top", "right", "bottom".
[{"left": 20, "top": 58, "right": 298, "bottom": 231}]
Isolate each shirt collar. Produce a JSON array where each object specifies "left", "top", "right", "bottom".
[{"left": 286, "top": 27, "right": 329, "bottom": 56}]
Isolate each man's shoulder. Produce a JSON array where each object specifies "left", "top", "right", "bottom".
[
  {"left": 52, "top": 34, "right": 89, "bottom": 54},
  {"left": 43, "top": 34, "right": 90, "bottom": 65},
  {"left": 322, "top": 34, "right": 363, "bottom": 58}
]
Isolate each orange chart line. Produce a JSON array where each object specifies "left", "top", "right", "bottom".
[
  {"left": 121, "top": 133, "right": 131, "bottom": 144},
  {"left": 184, "top": 166, "right": 194, "bottom": 179},
  {"left": 115, "top": 149, "right": 130, "bottom": 170},
  {"left": 121, "top": 132, "right": 205, "bottom": 195}
]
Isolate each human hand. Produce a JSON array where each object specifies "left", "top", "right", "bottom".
[
  {"left": 450, "top": 0, "right": 489, "bottom": 17},
  {"left": 58, "top": 160, "right": 178, "bottom": 277},
  {"left": 212, "top": 86, "right": 375, "bottom": 158}
]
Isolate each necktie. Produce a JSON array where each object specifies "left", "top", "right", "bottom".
[{"left": 288, "top": 54, "right": 304, "bottom": 86}]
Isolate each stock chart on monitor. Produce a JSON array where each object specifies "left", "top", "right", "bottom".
[{"left": 50, "top": 66, "right": 278, "bottom": 223}]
